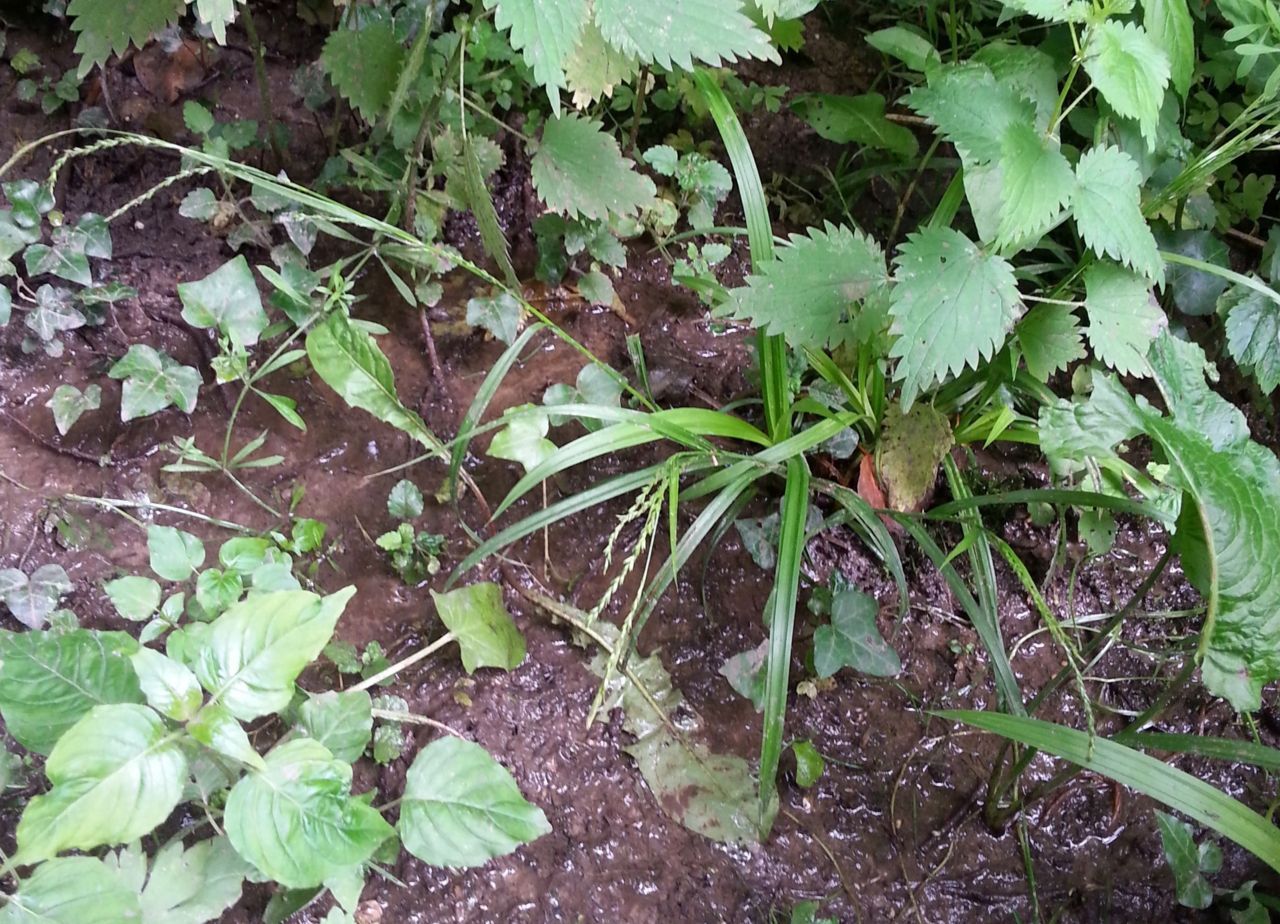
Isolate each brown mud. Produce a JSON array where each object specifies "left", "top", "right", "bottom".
[{"left": 2, "top": 9, "right": 1278, "bottom": 924}]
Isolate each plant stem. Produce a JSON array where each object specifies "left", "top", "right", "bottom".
[
  {"left": 65, "top": 494, "right": 257, "bottom": 532},
  {"left": 371, "top": 707, "right": 464, "bottom": 737},
  {"left": 353, "top": 632, "right": 457, "bottom": 691},
  {"left": 238, "top": 1, "right": 288, "bottom": 170}
]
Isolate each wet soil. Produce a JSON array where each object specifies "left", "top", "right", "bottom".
[{"left": 2, "top": 10, "right": 1279, "bottom": 924}]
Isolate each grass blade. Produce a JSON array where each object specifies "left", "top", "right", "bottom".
[
  {"left": 1123, "top": 732, "right": 1280, "bottom": 773},
  {"left": 940, "top": 710, "right": 1280, "bottom": 873}
]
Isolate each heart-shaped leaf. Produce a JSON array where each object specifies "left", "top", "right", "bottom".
[
  {"left": 297, "top": 689, "right": 372, "bottom": 764},
  {"left": 147, "top": 525, "right": 206, "bottom": 582},
  {"left": 109, "top": 344, "right": 201, "bottom": 421},
  {"left": 432, "top": 583, "right": 526, "bottom": 673},
  {"left": 812, "top": 588, "right": 900, "bottom": 679},
  {"left": 130, "top": 647, "right": 203, "bottom": 721},
  {"left": 177, "top": 255, "right": 268, "bottom": 348}
]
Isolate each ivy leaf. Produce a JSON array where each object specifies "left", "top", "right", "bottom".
[
  {"left": 24, "top": 230, "right": 92, "bottom": 286},
  {"left": 1144, "top": 0, "right": 1195, "bottom": 98},
  {"left": 129, "top": 647, "right": 203, "bottom": 722},
  {"left": 191, "top": 587, "right": 355, "bottom": 721},
  {"left": 46, "top": 383, "right": 101, "bottom": 436},
  {"left": 432, "top": 582, "right": 526, "bottom": 673},
  {"left": 177, "top": 255, "right": 268, "bottom": 349},
  {"left": 531, "top": 113, "right": 656, "bottom": 221},
  {"left": 0, "top": 856, "right": 141, "bottom": 923},
  {"left": 67, "top": 0, "right": 186, "bottom": 77},
  {"left": 108, "top": 344, "right": 202, "bottom": 420},
  {"left": 1082, "top": 21, "right": 1170, "bottom": 151},
  {"left": 135, "top": 836, "right": 250, "bottom": 924},
  {"left": 887, "top": 226, "right": 1023, "bottom": 408},
  {"left": 147, "top": 525, "right": 205, "bottom": 582},
  {"left": 466, "top": 292, "right": 522, "bottom": 345},
  {"left": 789, "top": 93, "right": 919, "bottom": 158},
  {"left": 995, "top": 123, "right": 1073, "bottom": 247},
  {"left": 812, "top": 588, "right": 900, "bottom": 678},
  {"left": 724, "top": 222, "right": 887, "bottom": 350},
  {"left": 484, "top": 0, "right": 589, "bottom": 114},
  {"left": 1155, "top": 810, "right": 1217, "bottom": 909},
  {"left": 297, "top": 690, "right": 373, "bottom": 764},
  {"left": 593, "top": 0, "right": 778, "bottom": 71},
  {"left": 719, "top": 640, "right": 767, "bottom": 712},
  {"left": 1223, "top": 284, "right": 1280, "bottom": 394},
  {"left": 14, "top": 703, "right": 188, "bottom": 864},
  {"left": 225, "top": 738, "right": 394, "bottom": 888},
  {"left": 1071, "top": 146, "right": 1164, "bottom": 284},
  {"left": 387, "top": 479, "right": 424, "bottom": 520},
  {"left": 26, "top": 284, "right": 85, "bottom": 341},
  {"left": 1018, "top": 304, "right": 1085, "bottom": 381},
  {"left": 488, "top": 406, "right": 557, "bottom": 472},
  {"left": 320, "top": 22, "right": 405, "bottom": 121},
  {"left": 398, "top": 736, "right": 550, "bottom": 867},
  {"left": 0, "top": 564, "right": 72, "bottom": 629},
  {"left": 179, "top": 188, "right": 219, "bottom": 220},
  {"left": 906, "top": 63, "right": 1036, "bottom": 164},
  {"left": 1082, "top": 262, "right": 1167, "bottom": 377},
  {"left": 0, "top": 628, "right": 142, "bottom": 755},
  {"left": 104, "top": 575, "right": 161, "bottom": 622}
]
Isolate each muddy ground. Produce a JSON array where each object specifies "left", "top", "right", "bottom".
[{"left": 2, "top": 8, "right": 1279, "bottom": 923}]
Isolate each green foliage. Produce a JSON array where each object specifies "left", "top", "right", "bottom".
[
  {"left": 0, "top": 856, "right": 140, "bottom": 923},
  {"left": 0, "top": 564, "right": 72, "bottom": 630},
  {"left": 1156, "top": 810, "right": 1222, "bottom": 909},
  {"left": 1071, "top": 146, "right": 1164, "bottom": 283},
  {"left": 177, "top": 256, "right": 268, "bottom": 349},
  {"left": 811, "top": 587, "right": 900, "bottom": 679},
  {"left": 484, "top": 0, "right": 589, "bottom": 113},
  {"left": 532, "top": 114, "right": 656, "bottom": 221},
  {"left": 67, "top": 0, "right": 186, "bottom": 77},
  {"left": 790, "top": 93, "right": 918, "bottom": 158},
  {"left": 1082, "top": 21, "right": 1171, "bottom": 150},
  {"left": 46, "top": 383, "right": 101, "bottom": 435},
  {"left": 1223, "top": 284, "right": 1280, "bottom": 394},
  {"left": 147, "top": 525, "right": 206, "bottom": 582},
  {"left": 108, "top": 345, "right": 202, "bottom": 421},
  {"left": 432, "top": 583, "right": 526, "bottom": 673},
  {"left": 321, "top": 21, "right": 406, "bottom": 121},
  {"left": 1082, "top": 262, "right": 1167, "bottom": 377}
]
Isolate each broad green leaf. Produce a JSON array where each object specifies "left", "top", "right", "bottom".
[
  {"left": 147, "top": 525, "right": 206, "bottom": 582},
  {"left": 187, "top": 703, "right": 266, "bottom": 770},
  {"left": 398, "top": 736, "right": 550, "bottom": 867},
  {"left": 306, "top": 312, "right": 443, "bottom": 456},
  {"left": 999, "top": 0, "right": 1089, "bottom": 21},
  {"left": 297, "top": 690, "right": 372, "bottom": 764},
  {"left": 1143, "top": 0, "right": 1194, "bottom": 97},
  {"left": 1082, "top": 20, "right": 1170, "bottom": 150},
  {"left": 865, "top": 26, "right": 940, "bottom": 71},
  {"left": 973, "top": 42, "right": 1059, "bottom": 129},
  {"left": 130, "top": 648, "right": 202, "bottom": 721},
  {"left": 1144, "top": 335, "right": 1280, "bottom": 710},
  {"left": 1155, "top": 810, "right": 1217, "bottom": 909},
  {"left": 724, "top": 222, "right": 887, "bottom": 350},
  {"left": 944, "top": 708, "right": 1280, "bottom": 873},
  {"left": 887, "top": 226, "right": 1023, "bottom": 408},
  {"left": 46, "top": 383, "right": 101, "bottom": 436},
  {"left": 466, "top": 292, "right": 522, "bottom": 345},
  {"left": 995, "top": 123, "right": 1073, "bottom": 247},
  {"left": 193, "top": 0, "right": 236, "bottom": 46},
  {"left": 1223, "top": 283, "right": 1280, "bottom": 394},
  {"left": 108, "top": 344, "right": 201, "bottom": 420},
  {"left": 563, "top": 18, "right": 639, "bottom": 107},
  {"left": 719, "top": 640, "right": 767, "bottom": 711},
  {"left": 320, "top": 21, "right": 405, "bottom": 120},
  {"left": 531, "top": 113, "right": 656, "bottom": 221},
  {"left": 105, "top": 575, "right": 161, "bottom": 622},
  {"left": 812, "top": 588, "right": 900, "bottom": 678},
  {"left": 875, "top": 404, "right": 953, "bottom": 512},
  {"left": 192, "top": 587, "right": 355, "bottom": 721},
  {"left": 179, "top": 187, "right": 219, "bottom": 220},
  {"left": 225, "top": 738, "right": 394, "bottom": 888},
  {"left": 66, "top": 0, "right": 185, "bottom": 77},
  {"left": 485, "top": 0, "right": 589, "bottom": 114},
  {"left": 14, "top": 704, "right": 187, "bottom": 864},
  {"left": 1, "top": 564, "right": 72, "bottom": 629},
  {"left": 0, "top": 857, "right": 140, "bottom": 924},
  {"left": 791, "top": 740, "right": 825, "bottom": 787},
  {"left": 593, "top": 0, "right": 778, "bottom": 71},
  {"left": 196, "top": 568, "right": 243, "bottom": 615},
  {"left": 906, "top": 63, "right": 1036, "bottom": 164},
  {"left": 488, "top": 406, "right": 557, "bottom": 472},
  {"left": 177, "top": 255, "right": 268, "bottom": 348},
  {"left": 137, "top": 836, "right": 250, "bottom": 924},
  {"left": 1071, "top": 146, "right": 1164, "bottom": 283},
  {"left": 387, "top": 479, "right": 424, "bottom": 520},
  {"left": 789, "top": 94, "right": 918, "bottom": 158},
  {"left": 432, "top": 582, "right": 526, "bottom": 673},
  {"left": 577, "top": 269, "right": 615, "bottom": 306},
  {"left": 1017, "top": 304, "right": 1085, "bottom": 381},
  {"left": 1082, "top": 262, "right": 1167, "bottom": 377},
  {"left": 218, "top": 537, "right": 275, "bottom": 575},
  {"left": 0, "top": 628, "right": 142, "bottom": 754}
]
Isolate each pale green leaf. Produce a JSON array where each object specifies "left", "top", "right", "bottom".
[
  {"left": 67, "top": 0, "right": 186, "bottom": 77},
  {"left": 865, "top": 26, "right": 940, "bottom": 71},
  {"left": 225, "top": 739, "right": 394, "bottom": 888},
  {"left": 484, "top": 0, "right": 589, "bottom": 113},
  {"left": 874, "top": 404, "right": 953, "bottom": 512},
  {"left": 789, "top": 93, "right": 919, "bottom": 158},
  {"left": 1082, "top": 262, "right": 1167, "bottom": 377},
  {"left": 1156, "top": 811, "right": 1215, "bottom": 909},
  {"left": 488, "top": 407, "right": 556, "bottom": 472},
  {"left": 108, "top": 344, "right": 202, "bottom": 420},
  {"left": 719, "top": 641, "right": 767, "bottom": 711},
  {"left": 812, "top": 588, "right": 900, "bottom": 678},
  {"left": 906, "top": 63, "right": 1036, "bottom": 164},
  {"left": 130, "top": 647, "right": 203, "bottom": 721},
  {"left": 105, "top": 575, "right": 161, "bottom": 622},
  {"left": 46, "top": 383, "right": 101, "bottom": 436},
  {"left": 0, "top": 628, "right": 142, "bottom": 754},
  {"left": 1018, "top": 304, "right": 1086, "bottom": 380},
  {"left": 887, "top": 227, "right": 1023, "bottom": 407},
  {"left": 179, "top": 188, "right": 219, "bottom": 220},
  {"left": 466, "top": 292, "right": 522, "bottom": 345},
  {"left": 14, "top": 704, "right": 187, "bottom": 864},
  {"left": 194, "top": 0, "right": 236, "bottom": 46},
  {"left": 1082, "top": 20, "right": 1171, "bottom": 151},
  {"left": 531, "top": 113, "right": 656, "bottom": 221},
  {"left": 1, "top": 564, "right": 72, "bottom": 629},
  {"left": 387, "top": 479, "right": 424, "bottom": 520},
  {"left": 398, "top": 736, "right": 550, "bottom": 867},
  {"left": 563, "top": 18, "right": 639, "bottom": 107},
  {"left": 996, "top": 123, "right": 1073, "bottom": 246},
  {"left": 1143, "top": 0, "right": 1195, "bottom": 97},
  {"left": 137, "top": 836, "right": 250, "bottom": 924},
  {"left": 973, "top": 42, "right": 1059, "bottom": 129},
  {"left": 187, "top": 703, "right": 266, "bottom": 770},
  {"left": 25, "top": 285, "right": 85, "bottom": 341},
  {"left": 578, "top": 269, "right": 615, "bottom": 306},
  {"left": 724, "top": 222, "right": 887, "bottom": 350},
  {"left": 297, "top": 690, "right": 372, "bottom": 764},
  {"left": 25, "top": 231, "right": 92, "bottom": 286},
  {"left": 593, "top": 0, "right": 779, "bottom": 71},
  {"left": 177, "top": 255, "right": 268, "bottom": 348},
  {"left": 1038, "top": 374, "right": 1148, "bottom": 463},
  {"left": 1072, "top": 145, "right": 1164, "bottom": 283},
  {"left": 321, "top": 22, "right": 405, "bottom": 121},
  {"left": 147, "top": 525, "right": 206, "bottom": 582},
  {"left": 195, "top": 568, "right": 243, "bottom": 615},
  {"left": 0, "top": 857, "right": 140, "bottom": 924},
  {"left": 432, "top": 582, "right": 526, "bottom": 673},
  {"left": 191, "top": 587, "right": 356, "bottom": 721},
  {"left": 1223, "top": 283, "right": 1280, "bottom": 394}
]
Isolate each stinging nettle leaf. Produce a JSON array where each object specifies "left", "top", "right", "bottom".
[
  {"left": 320, "top": 21, "right": 406, "bottom": 121},
  {"left": 1018, "top": 304, "right": 1086, "bottom": 381},
  {"left": 1144, "top": 0, "right": 1195, "bottom": 98},
  {"left": 485, "top": 0, "right": 589, "bottom": 114},
  {"left": 995, "top": 123, "right": 1073, "bottom": 247},
  {"left": 398, "top": 736, "right": 550, "bottom": 867},
  {"left": 67, "top": 0, "right": 186, "bottom": 77},
  {"left": 1071, "top": 145, "right": 1164, "bottom": 284},
  {"left": 906, "top": 63, "right": 1036, "bottom": 165},
  {"left": 1082, "top": 262, "right": 1167, "bottom": 377},
  {"left": 593, "top": 0, "right": 779, "bottom": 72},
  {"left": 1082, "top": 20, "right": 1170, "bottom": 151},
  {"left": 531, "top": 113, "right": 657, "bottom": 221},
  {"left": 1223, "top": 283, "right": 1280, "bottom": 395},
  {"left": 563, "top": 17, "right": 640, "bottom": 107},
  {"left": 725, "top": 222, "right": 887, "bottom": 350}
]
